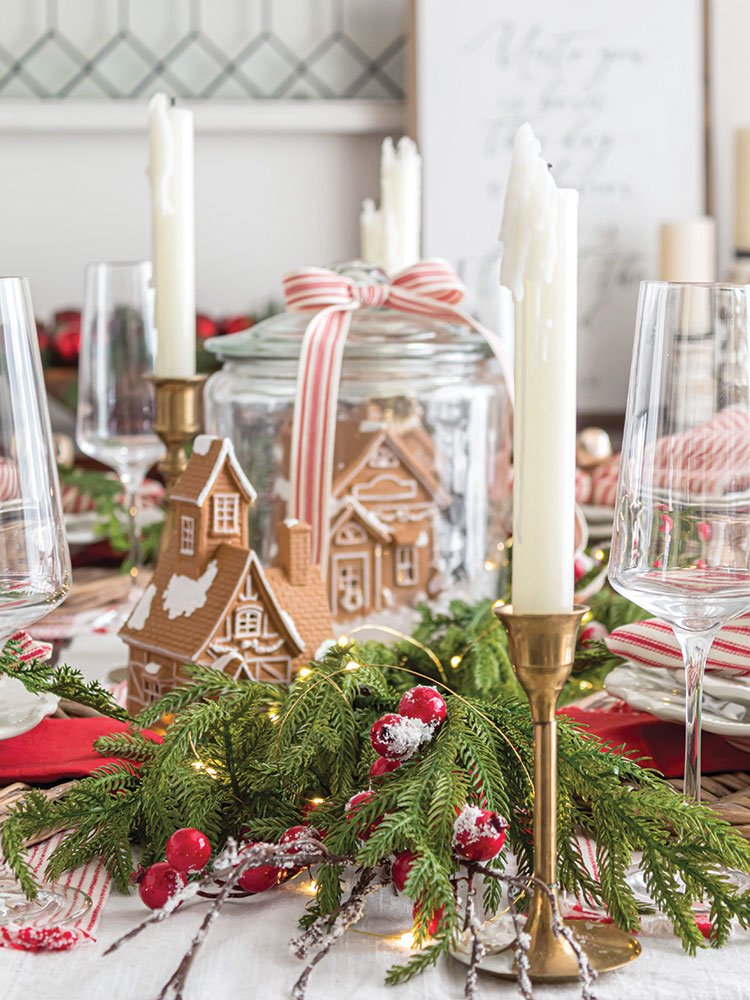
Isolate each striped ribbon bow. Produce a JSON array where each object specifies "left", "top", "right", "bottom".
[{"left": 282, "top": 259, "right": 514, "bottom": 569}]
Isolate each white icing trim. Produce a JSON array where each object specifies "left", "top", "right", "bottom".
[{"left": 171, "top": 436, "right": 257, "bottom": 506}]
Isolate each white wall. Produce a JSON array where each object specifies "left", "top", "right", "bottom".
[
  {"left": 0, "top": 113, "right": 390, "bottom": 318},
  {"left": 711, "top": 0, "right": 750, "bottom": 276}
]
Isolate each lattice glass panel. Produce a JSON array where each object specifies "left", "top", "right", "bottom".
[{"left": 0, "top": 0, "right": 406, "bottom": 99}]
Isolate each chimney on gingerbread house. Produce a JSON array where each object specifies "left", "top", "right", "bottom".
[{"left": 277, "top": 519, "right": 312, "bottom": 586}]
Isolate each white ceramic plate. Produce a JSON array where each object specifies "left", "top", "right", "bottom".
[
  {"left": 0, "top": 676, "right": 59, "bottom": 741},
  {"left": 605, "top": 662, "right": 750, "bottom": 737}
]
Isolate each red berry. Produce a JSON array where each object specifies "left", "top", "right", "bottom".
[
  {"left": 398, "top": 686, "right": 447, "bottom": 728},
  {"left": 579, "top": 621, "right": 608, "bottom": 645},
  {"left": 452, "top": 805, "right": 507, "bottom": 862},
  {"left": 391, "top": 850, "right": 415, "bottom": 892},
  {"left": 280, "top": 825, "right": 317, "bottom": 855},
  {"left": 237, "top": 864, "right": 282, "bottom": 894},
  {"left": 138, "top": 862, "right": 186, "bottom": 910},
  {"left": 345, "top": 790, "right": 381, "bottom": 840},
  {"left": 165, "top": 827, "right": 211, "bottom": 874},
  {"left": 412, "top": 900, "right": 446, "bottom": 936},
  {"left": 370, "top": 713, "right": 429, "bottom": 760},
  {"left": 369, "top": 756, "right": 402, "bottom": 780}
]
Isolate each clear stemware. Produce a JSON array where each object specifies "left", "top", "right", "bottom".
[
  {"left": 608, "top": 281, "right": 750, "bottom": 801},
  {"left": 0, "top": 276, "right": 90, "bottom": 923},
  {"left": 75, "top": 261, "right": 165, "bottom": 593}
]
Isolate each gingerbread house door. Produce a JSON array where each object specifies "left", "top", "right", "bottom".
[{"left": 331, "top": 552, "right": 369, "bottom": 616}]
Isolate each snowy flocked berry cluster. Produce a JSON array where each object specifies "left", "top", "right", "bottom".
[
  {"left": 343, "top": 686, "right": 508, "bottom": 932},
  {"left": 135, "top": 822, "right": 323, "bottom": 909}
]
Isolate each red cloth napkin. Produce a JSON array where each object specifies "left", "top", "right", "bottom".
[
  {"left": 560, "top": 703, "right": 750, "bottom": 778},
  {"left": 0, "top": 718, "right": 161, "bottom": 784}
]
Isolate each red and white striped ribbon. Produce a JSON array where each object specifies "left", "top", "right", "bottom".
[{"left": 282, "top": 259, "right": 514, "bottom": 567}]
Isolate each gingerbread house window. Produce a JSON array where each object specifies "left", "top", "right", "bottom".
[
  {"left": 395, "top": 546, "right": 417, "bottom": 586},
  {"left": 213, "top": 494, "right": 239, "bottom": 534},
  {"left": 235, "top": 606, "right": 262, "bottom": 638},
  {"left": 143, "top": 676, "right": 161, "bottom": 703},
  {"left": 180, "top": 515, "right": 195, "bottom": 555},
  {"left": 369, "top": 445, "right": 399, "bottom": 469},
  {"left": 335, "top": 523, "right": 366, "bottom": 546}
]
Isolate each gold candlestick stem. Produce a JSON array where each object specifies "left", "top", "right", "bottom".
[
  {"left": 148, "top": 375, "right": 207, "bottom": 558},
  {"left": 494, "top": 604, "right": 641, "bottom": 981}
]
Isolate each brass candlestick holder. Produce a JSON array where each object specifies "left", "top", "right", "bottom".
[
  {"left": 494, "top": 604, "right": 641, "bottom": 981},
  {"left": 148, "top": 374, "right": 207, "bottom": 558}
]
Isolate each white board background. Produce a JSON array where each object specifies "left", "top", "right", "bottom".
[{"left": 415, "top": 0, "right": 704, "bottom": 414}]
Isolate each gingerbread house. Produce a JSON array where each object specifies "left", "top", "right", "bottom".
[
  {"left": 328, "top": 428, "right": 450, "bottom": 619},
  {"left": 120, "top": 435, "right": 332, "bottom": 714}
]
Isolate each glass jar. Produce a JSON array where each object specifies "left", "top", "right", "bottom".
[{"left": 203, "top": 266, "right": 511, "bottom": 628}]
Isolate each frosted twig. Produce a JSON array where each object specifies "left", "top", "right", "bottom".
[
  {"left": 462, "top": 866, "right": 485, "bottom": 1000},
  {"left": 291, "top": 867, "right": 391, "bottom": 999},
  {"left": 507, "top": 888, "right": 533, "bottom": 1000}
]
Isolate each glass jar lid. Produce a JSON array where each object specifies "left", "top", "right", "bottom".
[{"left": 205, "top": 262, "right": 494, "bottom": 363}]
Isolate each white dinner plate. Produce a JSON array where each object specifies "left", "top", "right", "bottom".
[
  {"left": 0, "top": 676, "right": 59, "bottom": 741},
  {"left": 605, "top": 662, "right": 750, "bottom": 738}
]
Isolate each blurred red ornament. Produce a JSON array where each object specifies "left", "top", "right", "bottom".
[
  {"left": 196, "top": 314, "right": 218, "bottom": 340},
  {"left": 220, "top": 314, "right": 253, "bottom": 336},
  {"left": 54, "top": 309, "right": 81, "bottom": 326},
  {"left": 54, "top": 321, "right": 81, "bottom": 365}
]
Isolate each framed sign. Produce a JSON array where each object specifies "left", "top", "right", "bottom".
[{"left": 415, "top": 0, "right": 705, "bottom": 413}]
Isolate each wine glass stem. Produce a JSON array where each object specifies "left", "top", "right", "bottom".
[{"left": 674, "top": 627, "right": 718, "bottom": 802}]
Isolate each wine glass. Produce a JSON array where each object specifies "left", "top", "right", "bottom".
[
  {"left": 609, "top": 281, "right": 750, "bottom": 801},
  {"left": 75, "top": 262, "right": 165, "bottom": 592},
  {"left": 0, "top": 276, "right": 90, "bottom": 923}
]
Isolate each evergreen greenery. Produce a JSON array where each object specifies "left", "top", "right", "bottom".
[{"left": 1, "top": 597, "right": 748, "bottom": 985}]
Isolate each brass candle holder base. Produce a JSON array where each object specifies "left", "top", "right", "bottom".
[
  {"left": 493, "top": 604, "right": 641, "bottom": 981},
  {"left": 148, "top": 374, "right": 207, "bottom": 558}
]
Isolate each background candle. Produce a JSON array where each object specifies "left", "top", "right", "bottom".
[
  {"left": 500, "top": 124, "right": 578, "bottom": 614},
  {"left": 148, "top": 94, "right": 196, "bottom": 378},
  {"left": 359, "top": 136, "right": 422, "bottom": 275}
]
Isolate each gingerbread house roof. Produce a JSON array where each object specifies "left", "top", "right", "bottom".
[
  {"left": 330, "top": 496, "right": 392, "bottom": 544},
  {"left": 331, "top": 429, "right": 450, "bottom": 507},
  {"left": 171, "top": 435, "right": 257, "bottom": 506},
  {"left": 265, "top": 563, "right": 333, "bottom": 667},
  {"left": 120, "top": 543, "right": 304, "bottom": 663}
]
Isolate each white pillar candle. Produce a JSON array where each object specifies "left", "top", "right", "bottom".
[
  {"left": 359, "top": 136, "right": 422, "bottom": 275},
  {"left": 148, "top": 93, "right": 196, "bottom": 378},
  {"left": 500, "top": 123, "right": 578, "bottom": 614}
]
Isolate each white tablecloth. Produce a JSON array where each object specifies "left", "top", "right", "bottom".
[{"left": 0, "top": 631, "right": 748, "bottom": 1000}]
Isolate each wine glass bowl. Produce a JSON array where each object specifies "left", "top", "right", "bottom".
[
  {"left": 0, "top": 277, "right": 88, "bottom": 924},
  {"left": 75, "top": 261, "right": 165, "bottom": 586},
  {"left": 609, "top": 281, "right": 750, "bottom": 800}
]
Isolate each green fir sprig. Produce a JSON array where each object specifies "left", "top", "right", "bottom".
[{"left": 1, "top": 599, "right": 747, "bottom": 987}]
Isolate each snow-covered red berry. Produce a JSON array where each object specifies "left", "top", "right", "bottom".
[
  {"left": 398, "top": 686, "right": 447, "bottom": 728},
  {"left": 370, "top": 713, "right": 432, "bottom": 761},
  {"left": 280, "top": 825, "right": 317, "bottom": 855},
  {"left": 138, "top": 862, "right": 186, "bottom": 910},
  {"left": 574, "top": 554, "right": 594, "bottom": 583},
  {"left": 345, "top": 790, "right": 381, "bottom": 840},
  {"left": 579, "top": 621, "right": 608, "bottom": 645},
  {"left": 369, "top": 756, "right": 402, "bottom": 781},
  {"left": 164, "top": 827, "right": 211, "bottom": 874},
  {"left": 237, "top": 864, "right": 282, "bottom": 894},
  {"left": 391, "top": 850, "right": 415, "bottom": 892},
  {"left": 452, "top": 805, "right": 507, "bottom": 862}
]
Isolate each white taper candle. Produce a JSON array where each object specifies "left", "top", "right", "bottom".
[
  {"left": 500, "top": 123, "right": 578, "bottom": 614},
  {"left": 147, "top": 94, "right": 196, "bottom": 378}
]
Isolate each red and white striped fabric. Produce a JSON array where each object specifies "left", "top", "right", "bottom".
[
  {"left": 607, "top": 615, "right": 750, "bottom": 675},
  {"left": 0, "top": 831, "right": 111, "bottom": 951},
  {"left": 0, "top": 459, "right": 20, "bottom": 503},
  {"left": 590, "top": 406, "right": 750, "bottom": 509},
  {"left": 282, "top": 259, "right": 514, "bottom": 566},
  {"left": 2, "top": 630, "right": 53, "bottom": 664}
]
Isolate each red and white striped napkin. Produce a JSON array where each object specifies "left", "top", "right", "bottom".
[
  {"left": 589, "top": 406, "right": 750, "bottom": 508},
  {"left": 0, "top": 832, "right": 111, "bottom": 951},
  {"left": 607, "top": 615, "right": 750, "bottom": 675}
]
